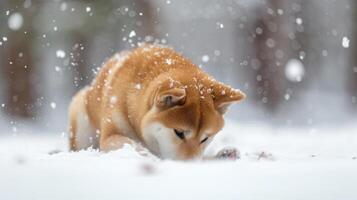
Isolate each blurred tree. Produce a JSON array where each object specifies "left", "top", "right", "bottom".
[
  {"left": 68, "top": 0, "right": 159, "bottom": 89},
  {"left": 252, "top": 0, "right": 290, "bottom": 112},
  {"left": 137, "top": 0, "right": 159, "bottom": 37},
  {"left": 0, "top": 0, "right": 159, "bottom": 120},
  {"left": 294, "top": 1, "right": 318, "bottom": 91},
  {"left": 0, "top": 0, "right": 37, "bottom": 118},
  {"left": 348, "top": 3, "right": 357, "bottom": 108}
]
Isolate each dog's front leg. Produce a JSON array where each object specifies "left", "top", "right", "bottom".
[
  {"left": 100, "top": 134, "right": 136, "bottom": 152},
  {"left": 99, "top": 122, "right": 136, "bottom": 152}
]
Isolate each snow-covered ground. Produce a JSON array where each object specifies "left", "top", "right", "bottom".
[{"left": 1, "top": 120, "right": 357, "bottom": 200}]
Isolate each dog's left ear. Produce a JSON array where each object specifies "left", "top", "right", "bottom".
[
  {"left": 155, "top": 88, "right": 186, "bottom": 109},
  {"left": 212, "top": 83, "right": 246, "bottom": 114}
]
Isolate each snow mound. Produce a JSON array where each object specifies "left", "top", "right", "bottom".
[{"left": 1, "top": 121, "right": 357, "bottom": 200}]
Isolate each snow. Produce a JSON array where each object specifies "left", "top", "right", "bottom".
[
  {"left": 0, "top": 120, "right": 356, "bottom": 200},
  {"left": 129, "top": 30, "right": 136, "bottom": 38},
  {"left": 56, "top": 50, "right": 66, "bottom": 58},
  {"left": 135, "top": 84, "right": 142, "bottom": 90},
  {"left": 50, "top": 102, "right": 56, "bottom": 109},
  {"left": 255, "top": 27, "right": 263, "bottom": 34},
  {"left": 8, "top": 12, "right": 23, "bottom": 31},
  {"left": 266, "top": 38, "right": 275, "bottom": 48},
  {"left": 285, "top": 59, "right": 305, "bottom": 82},
  {"left": 201, "top": 55, "right": 210, "bottom": 63},
  {"left": 342, "top": 37, "right": 350, "bottom": 48},
  {"left": 60, "top": 2, "right": 67, "bottom": 11},
  {"left": 165, "top": 58, "right": 173, "bottom": 65},
  {"left": 296, "top": 17, "right": 303, "bottom": 25},
  {"left": 54, "top": 66, "right": 61, "bottom": 72},
  {"left": 277, "top": 9, "right": 284, "bottom": 15},
  {"left": 217, "top": 22, "right": 224, "bottom": 29},
  {"left": 23, "top": 0, "right": 31, "bottom": 9},
  {"left": 284, "top": 93, "right": 290, "bottom": 100},
  {"left": 110, "top": 96, "right": 118, "bottom": 104},
  {"left": 299, "top": 51, "right": 306, "bottom": 60}
]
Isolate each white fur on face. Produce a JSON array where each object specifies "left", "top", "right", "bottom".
[{"left": 142, "top": 122, "right": 178, "bottom": 159}]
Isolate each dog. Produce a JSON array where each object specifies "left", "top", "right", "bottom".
[{"left": 68, "top": 45, "right": 245, "bottom": 160}]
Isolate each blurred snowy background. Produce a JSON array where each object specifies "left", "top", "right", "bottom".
[
  {"left": 0, "top": 0, "right": 356, "bottom": 133},
  {"left": 1, "top": 1, "right": 357, "bottom": 199}
]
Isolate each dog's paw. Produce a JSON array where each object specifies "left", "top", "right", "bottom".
[{"left": 215, "top": 147, "right": 240, "bottom": 160}]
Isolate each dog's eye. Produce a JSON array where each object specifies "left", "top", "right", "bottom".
[
  {"left": 174, "top": 129, "right": 185, "bottom": 140},
  {"left": 200, "top": 137, "right": 209, "bottom": 144}
]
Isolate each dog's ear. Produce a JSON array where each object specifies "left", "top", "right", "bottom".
[
  {"left": 211, "top": 83, "right": 245, "bottom": 114},
  {"left": 155, "top": 88, "right": 186, "bottom": 109}
]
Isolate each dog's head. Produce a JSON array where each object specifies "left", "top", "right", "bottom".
[{"left": 141, "top": 71, "right": 245, "bottom": 160}]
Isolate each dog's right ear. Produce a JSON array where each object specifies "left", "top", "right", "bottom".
[
  {"left": 211, "top": 82, "right": 246, "bottom": 115},
  {"left": 155, "top": 88, "right": 186, "bottom": 109}
]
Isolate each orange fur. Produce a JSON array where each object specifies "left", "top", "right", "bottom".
[{"left": 68, "top": 45, "right": 245, "bottom": 159}]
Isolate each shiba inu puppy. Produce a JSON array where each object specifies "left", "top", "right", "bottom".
[{"left": 69, "top": 45, "right": 245, "bottom": 160}]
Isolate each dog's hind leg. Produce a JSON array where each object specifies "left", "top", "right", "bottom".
[{"left": 68, "top": 87, "right": 98, "bottom": 151}]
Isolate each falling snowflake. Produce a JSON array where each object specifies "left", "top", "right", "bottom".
[
  {"left": 8, "top": 12, "right": 23, "bottom": 31},
  {"left": 285, "top": 59, "right": 305, "bottom": 82},
  {"left": 217, "top": 22, "right": 224, "bottom": 29},
  {"left": 165, "top": 58, "right": 173, "bottom": 65},
  {"left": 135, "top": 84, "right": 142, "bottom": 90},
  {"left": 266, "top": 38, "right": 275, "bottom": 48},
  {"left": 55, "top": 66, "right": 61, "bottom": 72},
  {"left": 284, "top": 94, "right": 290, "bottom": 100},
  {"left": 277, "top": 9, "right": 284, "bottom": 15},
  {"left": 56, "top": 50, "right": 66, "bottom": 58},
  {"left": 60, "top": 2, "right": 67, "bottom": 11},
  {"left": 342, "top": 37, "right": 350, "bottom": 48},
  {"left": 50, "top": 102, "right": 57, "bottom": 109},
  {"left": 86, "top": 6, "right": 91, "bottom": 12},
  {"left": 129, "top": 30, "right": 136, "bottom": 38},
  {"left": 299, "top": 51, "right": 306, "bottom": 60},
  {"left": 110, "top": 96, "right": 118, "bottom": 104},
  {"left": 256, "top": 27, "right": 263, "bottom": 34},
  {"left": 296, "top": 18, "right": 303, "bottom": 25},
  {"left": 202, "top": 55, "right": 209, "bottom": 63}
]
